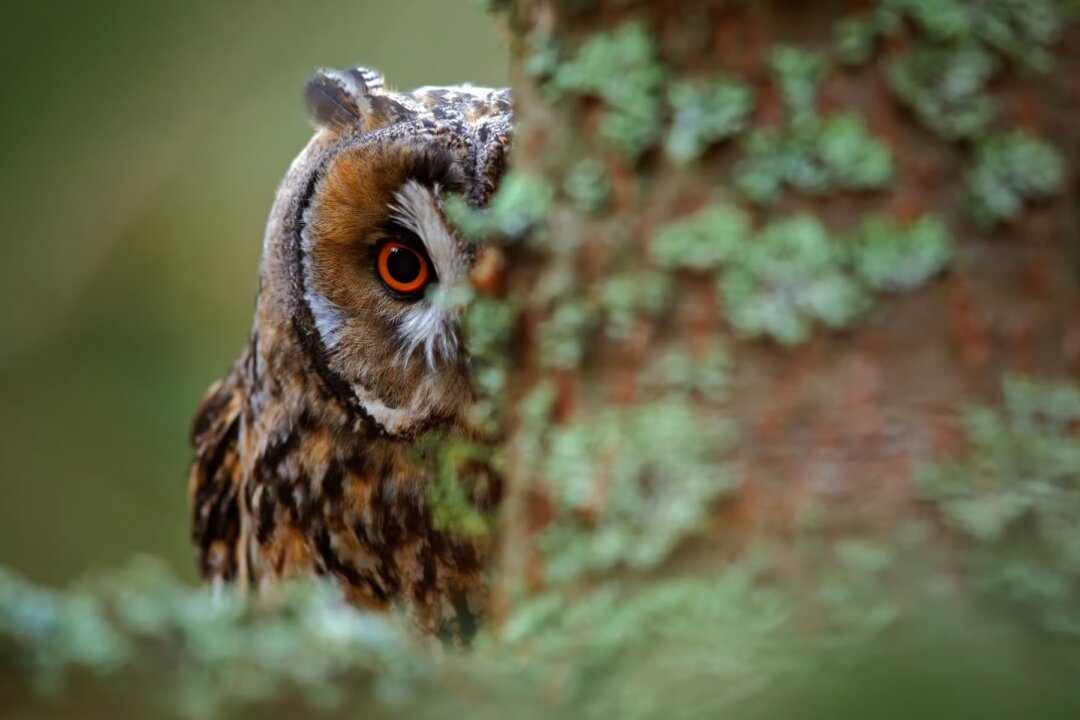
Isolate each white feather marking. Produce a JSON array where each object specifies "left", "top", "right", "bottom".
[
  {"left": 299, "top": 215, "right": 347, "bottom": 350},
  {"left": 350, "top": 377, "right": 447, "bottom": 436},
  {"left": 389, "top": 180, "right": 468, "bottom": 285},
  {"left": 387, "top": 181, "right": 467, "bottom": 369},
  {"left": 414, "top": 84, "right": 501, "bottom": 99}
]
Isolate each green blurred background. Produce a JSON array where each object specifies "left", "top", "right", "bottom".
[{"left": 0, "top": 0, "right": 507, "bottom": 585}]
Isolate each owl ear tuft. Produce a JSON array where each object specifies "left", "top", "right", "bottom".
[{"left": 304, "top": 66, "right": 385, "bottom": 129}]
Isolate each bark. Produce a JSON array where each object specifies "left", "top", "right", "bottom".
[{"left": 495, "top": 0, "right": 1080, "bottom": 607}]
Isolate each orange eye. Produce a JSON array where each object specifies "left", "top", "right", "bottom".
[{"left": 377, "top": 241, "right": 431, "bottom": 295}]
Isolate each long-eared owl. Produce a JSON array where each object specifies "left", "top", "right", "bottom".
[{"left": 188, "top": 66, "right": 512, "bottom": 635}]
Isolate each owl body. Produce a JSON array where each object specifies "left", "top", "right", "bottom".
[{"left": 189, "top": 67, "right": 511, "bottom": 635}]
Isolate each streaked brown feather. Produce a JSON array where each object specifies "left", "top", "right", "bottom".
[{"left": 188, "top": 352, "right": 246, "bottom": 582}]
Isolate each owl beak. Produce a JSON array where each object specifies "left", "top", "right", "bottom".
[{"left": 469, "top": 246, "right": 507, "bottom": 298}]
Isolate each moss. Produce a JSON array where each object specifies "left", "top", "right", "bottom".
[
  {"left": 967, "top": 130, "right": 1065, "bottom": 228},
  {"left": 819, "top": 540, "right": 901, "bottom": 638},
  {"left": 650, "top": 203, "right": 750, "bottom": 271},
  {"left": 538, "top": 397, "right": 736, "bottom": 581},
  {"left": 0, "top": 557, "right": 416, "bottom": 717},
  {"left": 735, "top": 113, "right": 894, "bottom": 204},
  {"left": 919, "top": 377, "right": 1080, "bottom": 638},
  {"left": 886, "top": 41, "right": 999, "bottom": 139},
  {"left": 665, "top": 77, "right": 755, "bottom": 163},
  {"left": 720, "top": 215, "right": 871, "bottom": 345},
  {"left": 491, "top": 565, "right": 804, "bottom": 716},
  {"left": 848, "top": 213, "right": 953, "bottom": 292},
  {"left": 548, "top": 23, "right": 665, "bottom": 160}
]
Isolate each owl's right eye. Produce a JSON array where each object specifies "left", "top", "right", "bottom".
[{"left": 377, "top": 241, "right": 432, "bottom": 297}]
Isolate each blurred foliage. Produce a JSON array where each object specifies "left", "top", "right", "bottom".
[
  {"left": 0, "top": 0, "right": 507, "bottom": 585},
  {"left": 6, "top": 547, "right": 1080, "bottom": 719},
  {"left": 1, "top": 558, "right": 417, "bottom": 718},
  {"left": 920, "top": 377, "right": 1080, "bottom": 638}
]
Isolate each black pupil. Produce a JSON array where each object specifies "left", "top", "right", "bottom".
[{"left": 387, "top": 246, "right": 421, "bottom": 284}]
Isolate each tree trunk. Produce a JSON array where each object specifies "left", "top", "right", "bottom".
[{"left": 493, "top": 0, "right": 1080, "bottom": 626}]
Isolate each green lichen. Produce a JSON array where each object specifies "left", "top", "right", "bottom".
[
  {"left": 736, "top": 113, "right": 894, "bottom": 204},
  {"left": 967, "top": 130, "right": 1065, "bottom": 228},
  {"left": 770, "top": 46, "right": 828, "bottom": 126},
  {"left": 835, "top": 0, "right": 1077, "bottom": 73},
  {"left": 834, "top": 12, "right": 901, "bottom": 65},
  {"left": 523, "top": 29, "right": 561, "bottom": 80},
  {"left": 720, "top": 215, "right": 871, "bottom": 345},
  {"left": 549, "top": 23, "right": 665, "bottom": 160},
  {"left": 665, "top": 77, "right": 755, "bottom": 163},
  {"left": 648, "top": 204, "right": 953, "bottom": 347},
  {"left": 539, "top": 398, "right": 736, "bottom": 581},
  {"left": 650, "top": 203, "right": 750, "bottom": 271},
  {"left": 735, "top": 46, "right": 894, "bottom": 204},
  {"left": 563, "top": 158, "right": 611, "bottom": 212},
  {"left": 598, "top": 270, "right": 672, "bottom": 339},
  {"left": 425, "top": 438, "right": 498, "bottom": 538},
  {"left": 848, "top": 213, "right": 953, "bottom": 291},
  {"left": 538, "top": 299, "right": 597, "bottom": 369},
  {"left": 903, "top": 0, "right": 1075, "bottom": 71},
  {"left": 919, "top": 377, "right": 1080, "bottom": 638},
  {"left": 641, "top": 342, "right": 730, "bottom": 403},
  {"left": 461, "top": 294, "right": 514, "bottom": 433},
  {"left": 886, "top": 42, "right": 999, "bottom": 139},
  {"left": 444, "top": 172, "right": 555, "bottom": 241}
]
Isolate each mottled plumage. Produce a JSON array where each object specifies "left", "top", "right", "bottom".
[{"left": 189, "top": 66, "right": 511, "bottom": 636}]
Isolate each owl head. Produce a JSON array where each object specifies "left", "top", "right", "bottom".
[{"left": 256, "top": 66, "right": 512, "bottom": 438}]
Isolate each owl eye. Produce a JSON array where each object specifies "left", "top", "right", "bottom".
[{"left": 377, "top": 241, "right": 432, "bottom": 296}]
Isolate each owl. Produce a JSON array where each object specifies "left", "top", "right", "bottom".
[{"left": 188, "top": 66, "right": 512, "bottom": 637}]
